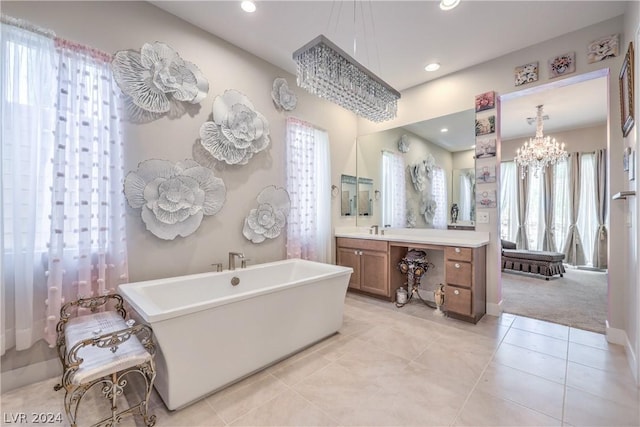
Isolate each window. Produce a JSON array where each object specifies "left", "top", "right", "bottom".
[
  {"left": 381, "top": 151, "right": 406, "bottom": 227},
  {"left": 432, "top": 167, "right": 447, "bottom": 229},
  {"left": 2, "top": 22, "right": 128, "bottom": 351},
  {"left": 285, "top": 118, "right": 331, "bottom": 262},
  {"left": 500, "top": 154, "right": 599, "bottom": 266}
]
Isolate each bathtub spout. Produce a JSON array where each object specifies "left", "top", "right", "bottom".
[{"left": 228, "top": 252, "right": 245, "bottom": 270}]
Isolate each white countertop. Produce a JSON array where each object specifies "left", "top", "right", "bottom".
[{"left": 334, "top": 227, "right": 490, "bottom": 248}]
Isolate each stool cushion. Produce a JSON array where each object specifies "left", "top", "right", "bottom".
[{"left": 65, "top": 311, "right": 151, "bottom": 385}]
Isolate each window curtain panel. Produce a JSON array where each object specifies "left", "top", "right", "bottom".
[
  {"left": 515, "top": 171, "right": 530, "bottom": 249},
  {"left": 500, "top": 161, "right": 518, "bottom": 242},
  {"left": 563, "top": 153, "right": 585, "bottom": 265},
  {"left": 459, "top": 172, "right": 473, "bottom": 222},
  {"left": 285, "top": 118, "right": 331, "bottom": 262},
  {"left": 541, "top": 166, "right": 557, "bottom": 252},
  {"left": 432, "top": 167, "right": 447, "bottom": 229},
  {"left": 42, "top": 40, "right": 129, "bottom": 346},
  {"left": 381, "top": 151, "right": 406, "bottom": 228},
  {"left": 1, "top": 22, "right": 57, "bottom": 354},
  {"left": 552, "top": 160, "right": 571, "bottom": 252},
  {"left": 592, "top": 149, "right": 607, "bottom": 268}
]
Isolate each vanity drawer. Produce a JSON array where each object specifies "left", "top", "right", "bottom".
[
  {"left": 445, "top": 246, "right": 472, "bottom": 262},
  {"left": 336, "top": 237, "right": 388, "bottom": 252},
  {"left": 445, "top": 285, "right": 472, "bottom": 316},
  {"left": 446, "top": 260, "right": 472, "bottom": 286}
]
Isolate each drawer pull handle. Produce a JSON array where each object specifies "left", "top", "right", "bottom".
[
  {"left": 454, "top": 263, "right": 460, "bottom": 269},
  {"left": 454, "top": 289, "right": 460, "bottom": 295},
  {"left": 455, "top": 247, "right": 461, "bottom": 253},
  {"left": 354, "top": 250, "right": 358, "bottom": 255}
]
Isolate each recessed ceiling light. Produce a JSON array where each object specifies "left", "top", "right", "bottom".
[
  {"left": 441, "top": 128, "right": 448, "bottom": 133},
  {"left": 440, "top": 0, "right": 461, "bottom": 11},
  {"left": 241, "top": 1, "right": 256, "bottom": 13},
  {"left": 471, "top": 144, "right": 476, "bottom": 149},
  {"left": 425, "top": 63, "right": 440, "bottom": 72}
]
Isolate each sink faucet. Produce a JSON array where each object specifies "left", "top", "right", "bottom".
[
  {"left": 370, "top": 225, "right": 379, "bottom": 235},
  {"left": 228, "top": 252, "right": 245, "bottom": 270}
]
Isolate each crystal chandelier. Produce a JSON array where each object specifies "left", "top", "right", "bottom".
[
  {"left": 292, "top": 35, "right": 401, "bottom": 122},
  {"left": 515, "top": 105, "right": 567, "bottom": 179}
]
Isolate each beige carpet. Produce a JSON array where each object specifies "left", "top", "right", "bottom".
[{"left": 501, "top": 268, "right": 608, "bottom": 334}]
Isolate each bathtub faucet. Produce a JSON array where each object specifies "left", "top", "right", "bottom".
[{"left": 228, "top": 252, "right": 245, "bottom": 270}]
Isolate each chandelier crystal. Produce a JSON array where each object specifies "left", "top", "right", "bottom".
[
  {"left": 293, "top": 35, "right": 401, "bottom": 122},
  {"left": 514, "top": 105, "right": 567, "bottom": 179}
]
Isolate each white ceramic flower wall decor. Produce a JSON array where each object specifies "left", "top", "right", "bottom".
[
  {"left": 112, "top": 42, "right": 209, "bottom": 123},
  {"left": 423, "top": 198, "right": 438, "bottom": 226},
  {"left": 271, "top": 77, "right": 297, "bottom": 111},
  {"left": 124, "top": 159, "right": 226, "bottom": 240},
  {"left": 398, "top": 134, "right": 410, "bottom": 153},
  {"left": 199, "top": 89, "right": 271, "bottom": 166},
  {"left": 242, "top": 186, "right": 291, "bottom": 243}
]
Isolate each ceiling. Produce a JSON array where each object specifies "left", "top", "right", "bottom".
[{"left": 151, "top": 0, "right": 621, "bottom": 150}]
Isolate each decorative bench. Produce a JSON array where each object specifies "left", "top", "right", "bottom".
[
  {"left": 53, "top": 294, "right": 157, "bottom": 427},
  {"left": 501, "top": 240, "right": 566, "bottom": 280}
]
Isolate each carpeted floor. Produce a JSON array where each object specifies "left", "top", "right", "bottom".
[{"left": 501, "top": 268, "right": 608, "bottom": 334}]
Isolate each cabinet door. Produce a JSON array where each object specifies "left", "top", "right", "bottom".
[
  {"left": 360, "top": 250, "right": 389, "bottom": 296},
  {"left": 445, "top": 285, "right": 472, "bottom": 316},
  {"left": 337, "top": 247, "right": 361, "bottom": 290}
]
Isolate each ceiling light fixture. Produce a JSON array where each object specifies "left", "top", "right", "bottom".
[
  {"left": 425, "top": 63, "right": 440, "bottom": 72},
  {"left": 440, "top": 0, "right": 461, "bottom": 11},
  {"left": 240, "top": 1, "right": 256, "bottom": 13},
  {"left": 441, "top": 128, "right": 448, "bottom": 133},
  {"left": 293, "top": 35, "right": 401, "bottom": 122},
  {"left": 515, "top": 105, "right": 567, "bottom": 179}
]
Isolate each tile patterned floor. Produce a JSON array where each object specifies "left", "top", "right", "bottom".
[{"left": 2, "top": 293, "right": 639, "bottom": 426}]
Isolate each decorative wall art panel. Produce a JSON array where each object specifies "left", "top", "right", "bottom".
[
  {"left": 587, "top": 34, "right": 619, "bottom": 63},
  {"left": 112, "top": 42, "right": 209, "bottom": 123},
  {"left": 124, "top": 159, "right": 226, "bottom": 240},
  {"left": 514, "top": 62, "right": 538, "bottom": 86},
  {"left": 475, "top": 138, "right": 496, "bottom": 159},
  {"left": 271, "top": 77, "right": 297, "bottom": 111},
  {"left": 476, "top": 164, "right": 496, "bottom": 183},
  {"left": 475, "top": 91, "right": 495, "bottom": 112},
  {"left": 475, "top": 116, "right": 495, "bottom": 136},
  {"left": 243, "top": 186, "right": 291, "bottom": 243},
  {"left": 476, "top": 189, "right": 497, "bottom": 209},
  {"left": 548, "top": 52, "right": 576, "bottom": 79},
  {"left": 199, "top": 90, "right": 270, "bottom": 166}
]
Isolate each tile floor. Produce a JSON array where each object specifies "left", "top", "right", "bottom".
[{"left": 2, "top": 293, "right": 639, "bottom": 426}]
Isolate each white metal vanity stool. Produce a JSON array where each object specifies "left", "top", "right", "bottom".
[{"left": 53, "top": 294, "right": 157, "bottom": 427}]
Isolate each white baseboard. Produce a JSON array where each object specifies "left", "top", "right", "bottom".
[
  {"left": 486, "top": 299, "right": 503, "bottom": 317},
  {"left": 1, "top": 357, "right": 61, "bottom": 394},
  {"left": 606, "top": 321, "right": 638, "bottom": 385}
]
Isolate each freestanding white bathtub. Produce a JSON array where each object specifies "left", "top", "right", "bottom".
[{"left": 118, "top": 258, "right": 352, "bottom": 410}]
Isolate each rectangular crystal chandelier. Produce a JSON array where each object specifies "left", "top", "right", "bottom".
[{"left": 293, "top": 35, "right": 401, "bottom": 122}]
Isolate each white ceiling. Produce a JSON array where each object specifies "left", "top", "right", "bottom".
[{"left": 151, "top": 0, "right": 621, "bottom": 150}]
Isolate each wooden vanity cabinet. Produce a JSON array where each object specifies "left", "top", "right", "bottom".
[
  {"left": 336, "top": 237, "right": 389, "bottom": 298},
  {"left": 444, "top": 245, "right": 486, "bottom": 323}
]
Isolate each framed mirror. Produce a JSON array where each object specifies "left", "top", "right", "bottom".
[
  {"left": 356, "top": 109, "right": 475, "bottom": 228},
  {"left": 452, "top": 168, "right": 476, "bottom": 222},
  {"left": 340, "top": 174, "right": 357, "bottom": 216},
  {"left": 357, "top": 177, "right": 373, "bottom": 216}
]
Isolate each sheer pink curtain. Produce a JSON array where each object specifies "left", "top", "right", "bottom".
[
  {"left": 285, "top": 117, "right": 331, "bottom": 262},
  {"left": 43, "top": 40, "right": 129, "bottom": 346}
]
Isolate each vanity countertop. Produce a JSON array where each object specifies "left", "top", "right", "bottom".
[{"left": 334, "top": 227, "right": 490, "bottom": 248}]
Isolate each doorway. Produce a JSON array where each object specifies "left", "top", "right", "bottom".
[{"left": 498, "top": 69, "right": 610, "bottom": 333}]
